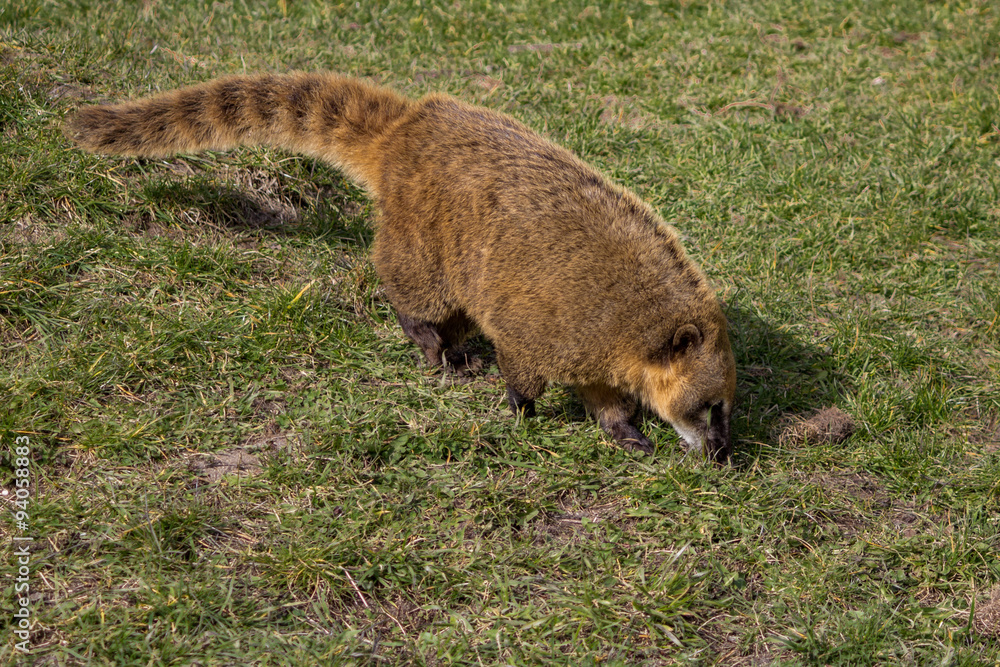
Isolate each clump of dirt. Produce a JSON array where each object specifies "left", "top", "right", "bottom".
[
  {"left": 778, "top": 406, "right": 856, "bottom": 447},
  {"left": 953, "top": 586, "right": 1000, "bottom": 638},
  {"left": 970, "top": 586, "right": 1000, "bottom": 638}
]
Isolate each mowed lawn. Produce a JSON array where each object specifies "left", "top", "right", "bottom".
[{"left": 1, "top": 0, "right": 998, "bottom": 664}]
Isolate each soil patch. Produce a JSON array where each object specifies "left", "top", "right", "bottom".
[
  {"left": 958, "top": 586, "right": 1000, "bottom": 639},
  {"left": 778, "top": 406, "right": 856, "bottom": 447},
  {"left": 188, "top": 447, "right": 264, "bottom": 482},
  {"left": 187, "top": 430, "right": 298, "bottom": 482},
  {"left": 972, "top": 412, "right": 1000, "bottom": 453},
  {"left": 533, "top": 499, "right": 625, "bottom": 546}
]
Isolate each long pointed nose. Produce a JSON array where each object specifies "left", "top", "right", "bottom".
[{"left": 705, "top": 402, "right": 731, "bottom": 463}]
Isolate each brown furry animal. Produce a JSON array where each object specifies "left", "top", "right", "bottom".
[{"left": 64, "top": 72, "right": 737, "bottom": 460}]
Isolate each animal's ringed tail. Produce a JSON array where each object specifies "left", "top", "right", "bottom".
[{"left": 63, "top": 72, "right": 413, "bottom": 189}]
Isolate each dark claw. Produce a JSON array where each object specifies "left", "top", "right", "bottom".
[
  {"left": 506, "top": 386, "right": 536, "bottom": 418},
  {"left": 606, "top": 422, "right": 654, "bottom": 455}
]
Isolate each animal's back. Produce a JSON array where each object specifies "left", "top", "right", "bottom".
[{"left": 374, "top": 95, "right": 711, "bottom": 387}]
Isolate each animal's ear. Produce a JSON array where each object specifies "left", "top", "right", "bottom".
[{"left": 670, "top": 323, "right": 703, "bottom": 360}]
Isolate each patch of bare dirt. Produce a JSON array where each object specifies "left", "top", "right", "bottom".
[
  {"left": 187, "top": 429, "right": 299, "bottom": 482},
  {"left": 973, "top": 586, "right": 1000, "bottom": 638},
  {"left": 677, "top": 92, "right": 809, "bottom": 122},
  {"left": 806, "top": 470, "right": 882, "bottom": 536},
  {"left": 250, "top": 396, "right": 287, "bottom": 418},
  {"left": 955, "top": 586, "right": 1000, "bottom": 639},
  {"left": 713, "top": 99, "right": 808, "bottom": 120},
  {"left": 812, "top": 470, "right": 880, "bottom": 501},
  {"left": 213, "top": 166, "right": 303, "bottom": 224},
  {"left": 914, "top": 586, "right": 947, "bottom": 607},
  {"left": 46, "top": 82, "right": 98, "bottom": 103},
  {"left": 3, "top": 44, "right": 102, "bottom": 108},
  {"left": 893, "top": 31, "right": 923, "bottom": 43},
  {"left": 778, "top": 406, "right": 856, "bottom": 447},
  {"left": 805, "top": 469, "right": 931, "bottom": 538},
  {"left": 533, "top": 499, "right": 625, "bottom": 546},
  {"left": 188, "top": 447, "right": 264, "bottom": 482},
  {"left": 279, "top": 366, "right": 315, "bottom": 391},
  {"left": 701, "top": 624, "right": 796, "bottom": 667},
  {"left": 3, "top": 209, "right": 77, "bottom": 244},
  {"left": 244, "top": 429, "right": 299, "bottom": 451},
  {"left": 411, "top": 66, "right": 496, "bottom": 82},
  {"left": 120, "top": 161, "right": 363, "bottom": 245},
  {"left": 507, "top": 42, "right": 583, "bottom": 54},
  {"left": 972, "top": 411, "right": 1000, "bottom": 453}
]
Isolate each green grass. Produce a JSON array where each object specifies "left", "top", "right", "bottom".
[{"left": 2, "top": 0, "right": 998, "bottom": 664}]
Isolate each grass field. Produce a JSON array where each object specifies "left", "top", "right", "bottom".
[{"left": 2, "top": 0, "right": 999, "bottom": 664}]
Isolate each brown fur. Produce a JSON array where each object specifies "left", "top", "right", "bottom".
[{"left": 64, "top": 72, "right": 737, "bottom": 459}]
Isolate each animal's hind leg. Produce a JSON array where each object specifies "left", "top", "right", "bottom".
[
  {"left": 374, "top": 222, "right": 476, "bottom": 368},
  {"left": 496, "top": 348, "right": 546, "bottom": 419},
  {"left": 397, "top": 310, "right": 474, "bottom": 367},
  {"left": 576, "top": 383, "right": 654, "bottom": 455}
]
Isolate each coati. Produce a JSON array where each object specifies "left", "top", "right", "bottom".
[{"left": 64, "top": 72, "right": 737, "bottom": 461}]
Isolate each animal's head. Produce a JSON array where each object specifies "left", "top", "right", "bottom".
[{"left": 637, "top": 318, "right": 736, "bottom": 462}]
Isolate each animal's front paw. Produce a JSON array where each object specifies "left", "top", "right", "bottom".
[{"left": 621, "top": 436, "right": 654, "bottom": 456}]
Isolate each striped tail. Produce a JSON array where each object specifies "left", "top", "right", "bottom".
[{"left": 64, "top": 72, "right": 413, "bottom": 190}]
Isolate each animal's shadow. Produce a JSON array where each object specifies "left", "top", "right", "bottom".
[
  {"left": 723, "top": 299, "right": 849, "bottom": 463},
  {"left": 140, "top": 167, "right": 373, "bottom": 247}
]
